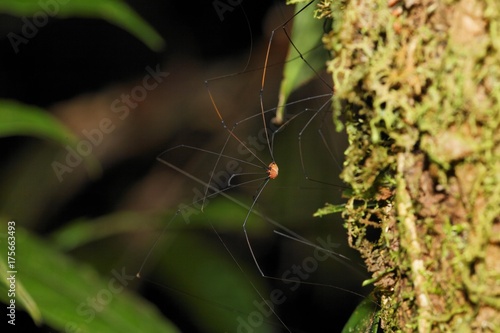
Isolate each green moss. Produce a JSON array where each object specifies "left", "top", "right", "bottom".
[{"left": 316, "top": 0, "right": 500, "bottom": 331}]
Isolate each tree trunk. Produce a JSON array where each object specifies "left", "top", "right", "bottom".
[{"left": 319, "top": 0, "right": 500, "bottom": 331}]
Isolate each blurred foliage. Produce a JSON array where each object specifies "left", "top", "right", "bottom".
[
  {"left": 0, "top": 101, "right": 77, "bottom": 142},
  {"left": 0, "top": 228, "right": 179, "bottom": 333},
  {"left": 0, "top": 0, "right": 180, "bottom": 332},
  {"left": 0, "top": 0, "right": 372, "bottom": 332},
  {"left": 0, "top": 0, "right": 164, "bottom": 51},
  {"left": 0, "top": 101, "right": 101, "bottom": 179}
]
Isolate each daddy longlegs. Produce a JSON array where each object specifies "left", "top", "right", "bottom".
[{"left": 136, "top": 1, "right": 376, "bottom": 332}]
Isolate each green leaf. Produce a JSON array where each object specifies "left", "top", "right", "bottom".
[
  {"left": 118, "top": 197, "right": 278, "bottom": 332},
  {"left": 0, "top": 0, "right": 164, "bottom": 51},
  {"left": 0, "top": 100, "right": 101, "bottom": 179},
  {"left": 0, "top": 239, "right": 42, "bottom": 325},
  {"left": 0, "top": 228, "right": 179, "bottom": 333},
  {"left": 286, "top": 0, "right": 310, "bottom": 5},
  {"left": 50, "top": 211, "right": 163, "bottom": 251},
  {"left": 313, "top": 202, "right": 345, "bottom": 217},
  {"left": 341, "top": 293, "right": 380, "bottom": 333},
  {"left": 0, "top": 100, "right": 78, "bottom": 143},
  {"left": 46, "top": 197, "right": 278, "bottom": 332},
  {"left": 50, "top": 195, "right": 269, "bottom": 252},
  {"left": 151, "top": 227, "right": 277, "bottom": 333},
  {"left": 275, "top": 0, "right": 329, "bottom": 124}
]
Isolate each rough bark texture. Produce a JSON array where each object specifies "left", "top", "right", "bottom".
[{"left": 318, "top": 0, "right": 500, "bottom": 331}]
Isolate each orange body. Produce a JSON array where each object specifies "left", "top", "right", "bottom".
[{"left": 268, "top": 162, "right": 279, "bottom": 179}]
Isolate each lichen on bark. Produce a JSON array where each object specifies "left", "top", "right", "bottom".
[{"left": 316, "top": 0, "right": 500, "bottom": 331}]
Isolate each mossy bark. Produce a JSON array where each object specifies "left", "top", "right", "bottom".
[{"left": 318, "top": 0, "right": 500, "bottom": 331}]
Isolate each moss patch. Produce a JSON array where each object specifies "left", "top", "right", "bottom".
[{"left": 317, "top": 0, "right": 500, "bottom": 331}]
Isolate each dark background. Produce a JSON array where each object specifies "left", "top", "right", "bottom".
[{"left": 0, "top": 1, "right": 372, "bottom": 332}]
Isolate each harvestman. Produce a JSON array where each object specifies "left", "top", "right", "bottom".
[
  {"left": 138, "top": 0, "right": 362, "bottom": 298},
  {"left": 199, "top": 0, "right": 352, "bottom": 278},
  {"left": 138, "top": 1, "right": 375, "bottom": 331}
]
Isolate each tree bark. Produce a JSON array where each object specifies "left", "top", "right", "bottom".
[{"left": 319, "top": 0, "right": 500, "bottom": 331}]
